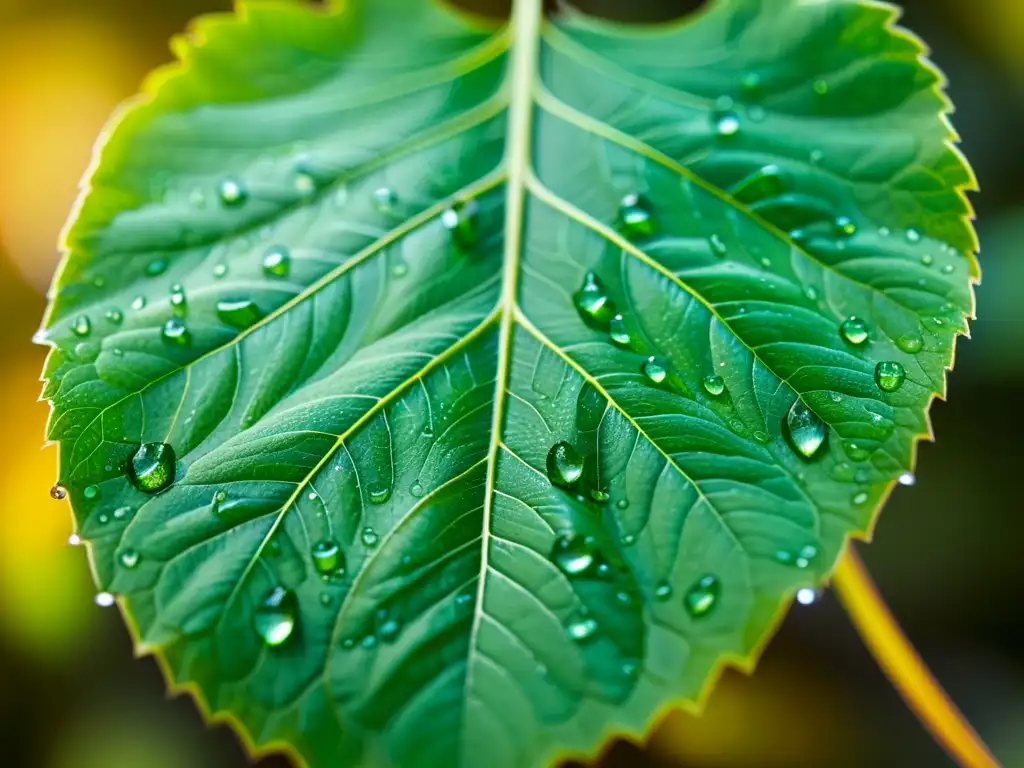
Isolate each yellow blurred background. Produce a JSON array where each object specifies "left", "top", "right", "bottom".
[{"left": 0, "top": 1, "right": 1021, "bottom": 766}]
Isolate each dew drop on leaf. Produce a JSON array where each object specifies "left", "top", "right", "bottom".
[
  {"left": 546, "top": 441, "right": 584, "bottom": 488},
  {"left": 311, "top": 540, "right": 342, "bottom": 575},
  {"left": 566, "top": 617, "right": 598, "bottom": 642},
  {"left": 898, "top": 471, "right": 916, "bottom": 487},
  {"left": 684, "top": 575, "right": 720, "bottom": 618},
  {"left": 361, "top": 527, "right": 380, "bottom": 548},
  {"left": 253, "top": 586, "right": 297, "bottom": 646},
  {"left": 83, "top": 485, "right": 100, "bottom": 501},
  {"left": 213, "top": 263, "right": 228, "bottom": 279},
  {"left": 145, "top": 258, "right": 168, "bottom": 277},
  {"left": 921, "top": 254, "right": 934, "bottom": 266},
  {"left": 441, "top": 199, "right": 478, "bottom": 247},
  {"left": 551, "top": 533, "right": 595, "bottom": 576},
  {"left": 785, "top": 400, "right": 827, "bottom": 459},
  {"left": 702, "top": 374, "right": 725, "bottom": 396},
  {"left": 50, "top": 484, "right": 67, "bottom": 501},
  {"left": 906, "top": 228, "right": 922, "bottom": 243},
  {"left": 616, "top": 193, "right": 656, "bottom": 239},
  {"left": 71, "top": 315, "right": 91, "bottom": 337},
  {"left": 714, "top": 110, "right": 741, "bottom": 137},
  {"left": 131, "top": 296, "right": 147, "bottom": 311},
  {"left": 833, "top": 216, "right": 857, "bottom": 237},
  {"left": 169, "top": 284, "right": 187, "bottom": 314},
  {"left": 372, "top": 187, "right": 397, "bottom": 212},
  {"left": 127, "top": 442, "right": 176, "bottom": 494},
  {"left": 839, "top": 316, "right": 869, "bottom": 346},
  {"left": 95, "top": 592, "right": 115, "bottom": 608},
  {"left": 219, "top": 178, "right": 247, "bottom": 206},
  {"left": 161, "top": 318, "right": 191, "bottom": 346},
  {"left": 105, "top": 308, "right": 123, "bottom": 325},
  {"left": 573, "top": 271, "right": 616, "bottom": 329},
  {"left": 119, "top": 548, "right": 140, "bottom": 569},
  {"left": 654, "top": 580, "right": 673, "bottom": 601},
  {"left": 263, "top": 246, "right": 291, "bottom": 278},
  {"left": 68, "top": 534, "right": 82, "bottom": 547},
  {"left": 875, "top": 361, "right": 907, "bottom": 392},
  {"left": 709, "top": 233, "right": 728, "bottom": 257},
  {"left": 217, "top": 299, "right": 263, "bottom": 329},
  {"left": 642, "top": 356, "right": 667, "bottom": 384},
  {"left": 896, "top": 333, "right": 923, "bottom": 354},
  {"left": 796, "top": 587, "right": 817, "bottom": 606},
  {"left": 609, "top": 314, "right": 631, "bottom": 348}
]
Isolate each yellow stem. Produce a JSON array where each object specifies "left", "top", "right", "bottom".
[{"left": 833, "top": 547, "right": 1001, "bottom": 768}]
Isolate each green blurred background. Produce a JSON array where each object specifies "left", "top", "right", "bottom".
[{"left": 0, "top": 0, "right": 1020, "bottom": 766}]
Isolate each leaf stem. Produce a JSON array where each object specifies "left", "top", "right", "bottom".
[{"left": 834, "top": 547, "right": 1001, "bottom": 768}]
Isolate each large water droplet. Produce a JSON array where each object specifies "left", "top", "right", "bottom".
[
  {"left": 145, "top": 259, "right": 168, "bottom": 277},
  {"left": 898, "top": 471, "right": 916, "bottom": 487},
  {"left": 740, "top": 72, "right": 764, "bottom": 100},
  {"left": 796, "top": 587, "right": 817, "bottom": 606},
  {"left": 547, "top": 441, "right": 584, "bottom": 487},
  {"left": 161, "top": 318, "right": 191, "bottom": 346},
  {"left": 361, "top": 527, "right": 380, "bottom": 548},
  {"left": 551, "top": 533, "right": 595, "bottom": 576},
  {"left": 50, "top": 484, "right": 67, "bottom": 501},
  {"left": 119, "top": 548, "right": 140, "bottom": 569},
  {"left": 263, "top": 246, "right": 291, "bottom": 278},
  {"left": 609, "top": 314, "right": 631, "bottom": 348},
  {"left": 95, "top": 592, "right": 115, "bottom": 608},
  {"left": 368, "top": 484, "right": 391, "bottom": 504},
  {"left": 617, "top": 193, "right": 656, "bottom": 239},
  {"left": 441, "top": 200, "right": 479, "bottom": 248},
  {"left": 642, "top": 356, "right": 667, "bottom": 384},
  {"left": 312, "top": 540, "right": 342, "bottom": 574},
  {"left": 684, "top": 575, "right": 720, "bottom": 618},
  {"left": 219, "top": 178, "right": 247, "bottom": 206},
  {"left": 169, "top": 284, "right": 187, "bottom": 314},
  {"left": 714, "top": 110, "right": 741, "bottom": 137},
  {"left": 702, "top": 374, "right": 725, "bottom": 397},
  {"left": 839, "top": 316, "right": 869, "bottom": 346},
  {"left": 83, "top": 485, "right": 100, "bottom": 501},
  {"left": 896, "top": 333, "right": 923, "bottom": 354},
  {"left": 127, "top": 442, "right": 176, "bottom": 494},
  {"left": 253, "top": 586, "right": 297, "bottom": 646},
  {"left": 906, "top": 229, "right": 922, "bottom": 244},
  {"left": 566, "top": 617, "right": 598, "bottom": 642},
  {"left": 71, "top": 316, "right": 91, "bottom": 337},
  {"left": 573, "top": 271, "right": 616, "bottom": 329},
  {"left": 217, "top": 299, "right": 262, "bottom": 329},
  {"left": 786, "top": 400, "right": 827, "bottom": 459},
  {"left": 875, "top": 361, "right": 907, "bottom": 392}
]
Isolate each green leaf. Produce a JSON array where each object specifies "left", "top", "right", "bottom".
[{"left": 38, "top": 0, "right": 976, "bottom": 766}]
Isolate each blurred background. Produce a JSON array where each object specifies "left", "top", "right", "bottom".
[{"left": 0, "top": 0, "right": 1020, "bottom": 766}]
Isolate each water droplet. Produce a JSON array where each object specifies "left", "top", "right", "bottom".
[
  {"left": 50, "top": 484, "right": 67, "bottom": 501},
  {"left": 161, "top": 318, "right": 191, "bottom": 346},
  {"left": 809, "top": 149, "right": 824, "bottom": 165},
  {"left": 320, "top": 593, "right": 333, "bottom": 607},
  {"left": 731, "top": 164, "right": 784, "bottom": 204},
  {"left": 441, "top": 199, "right": 479, "bottom": 248},
  {"left": 609, "top": 314, "right": 631, "bottom": 347},
  {"left": 642, "top": 356, "right": 668, "bottom": 384},
  {"left": 786, "top": 400, "right": 827, "bottom": 459},
  {"left": 566, "top": 617, "right": 598, "bottom": 642},
  {"left": 702, "top": 374, "right": 725, "bottom": 396},
  {"left": 896, "top": 333, "right": 923, "bottom": 354},
  {"left": 921, "top": 254, "right": 934, "bottom": 267},
  {"left": 833, "top": 216, "right": 857, "bottom": 237},
  {"left": 839, "top": 316, "right": 869, "bottom": 346},
  {"left": 391, "top": 261, "right": 408, "bottom": 278},
  {"left": 654, "top": 580, "right": 673, "bottom": 601},
  {"left": 213, "top": 263, "right": 228, "bottom": 278},
  {"left": 843, "top": 441, "right": 871, "bottom": 462},
  {"left": 455, "top": 590, "right": 474, "bottom": 607},
  {"left": 312, "top": 540, "right": 342, "bottom": 574},
  {"left": 131, "top": 296, "right": 147, "bottom": 311},
  {"left": 378, "top": 617, "right": 401, "bottom": 643},
  {"left": 83, "top": 485, "right": 100, "bottom": 501},
  {"left": 714, "top": 110, "right": 741, "bottom": 137},
  {"left": 361, "top": 527, "right": 379, "bottom": 548},
  {"left": 127, "top": 442, "right": 176, "bottom": 494},
  {"left": 551, "top": 533, "right": 595, "bottom": 576},
  {"left": 852, "top": 491, "right": 869, "bottom": 506},
  {"left": 68, "top": 533, "right": 81, "bottom": 546},
  {"left": 262, "top": 246, "right": 291, "bottom": 278},
  {"left": 941, "top": 264, "right": 954, "bottom": 275},
  {"left": 709, "top": 233, "right": 728, "bottom": 257},
  {"left": 217, "top": 299, "right": 262, "bottom": 329},
  {"left": 119, "top": 549, "right": 140, "bottom": 569},
  {"left": 875, "top": 361, "right": 907, "bottom": 392},
  {"left": 95, "top": 592, "right": 115, "bottom": 608},
  {"left": 620, "top": 533, "right": 635, "bottom": 546},
  {"left": 898, "top": 471, "right": 916, "bottom": 487},
  {"left": 145, "top": 259, "right": 168, "bottom": 277},
  {"left": 409, "top": 481, "right": 425, "bottom": 498},
  {"left": 617, "top": 193, "right": 656, "bottom": 239},
  {"left": 546, "top": 441, "right": 584, "bottom": 487},
  {"left": 616, "top": 499, "right": 630, "bottom": 511},
  {"left": 906, "top": 229, "right": 922, "bottom": 244},
  {"left": 796, "top": 587, "right": 817, "bottom": 605},
  {"left": 573, "top": 271, "right": 616, "bottom": 329},
  {"left": 684, "top": 575, "right": 720, "bottom": 618},
  {"left": 294, "top": 170, "right": 316, "bottom": 195},
  {"left": 372, "top": 187, "right": 397, "bottom": 212},
  {"left": 368, "top": 484, "right": 391, "bottom": 504},
  {"left": 105, "top": 308, "right": 123, "bottom": 325},
  {"left": 169, "top": 284, "right": 187, "bottom": 314},
  {"left": 813, "top": 79, "right": 829, "bottom": 95},
  {"left": 740, "top": 72, "right": 764, "bottom": 100},
  {"left": 616, "top": 591, "right": 633, "bottom": 607},
  {"left": 253, "top": 586, "right": 297, "bottom": 646},
  {"left": 854, "top": 468, "right": 872, "bottom": 484},
  {"left": 71, "top": 316, "right": 91, "bottom": 337},
  {"left": 219, "top": 178, "right": 247, "bottom": 206}
]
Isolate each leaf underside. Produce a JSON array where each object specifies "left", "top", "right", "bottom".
[{"left": 39, "top": 1, "right": 976, "bottom": 766}]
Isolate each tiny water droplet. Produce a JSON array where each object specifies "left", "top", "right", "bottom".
[
  {"left": 127, "top": 442, "right": 176, "bottom": 494},
  {"left": 71, "top": 316, "right": 91, "bottom": 337},
  {"left": 906, "top": 229, "right": 922, "bottom": 244},
  {"left": 804, "top": 286, "right": 819, "bottom": 301},
  {"left": 684, "top": 575, "right": 720, "bottom": 618},
  {"left": 546, "top": 441, "right": 584, "bottom": 487},
  {"left": 843, "top": 441, "right": 870, "bottom": 462},
  {"left": 169, "top": 284, "right": 187, "bottom": 314},
  {"left": 896, "top": 333, "right": 923, "bottom": 354},
  {"left": 50, "top": 484, "right": 67, "bottom": 501},
  {"left": 410, "top": 481, "right": 424, "bottom": 498},
  {"left": 620, "top": 533, "right": 635, "bottom": 546},
  {"left": 786, "top": 400, "right": 827, "bottom": 459},
  {"left": 361, "top": 527, "right": 380, "bottom": 548},
  {"left": 83, "top": 485, "right": 100, "bottom": 501},
  {"left": 714, "top": 110, "right": 741, "bottom": 137},
  {"left": 702, "top": 374, "right": 725, "bottom": 397},
  {"left": 145, "top": 259, "right": 168, "bottom": 277},
  {"left": 131, "top": 296, "right": 147, "bottom": 311},
  {"left": 616, "top": 591, "right": 633, "bottom": 606},
  {"left": 320, "top": 593, "right": 333, "bottom": 607},
  {"left": 616, "top": 499, "right": 630, "bottom": 511},
  {"left": 833, "top": 216, "right": 857, "bottom": 237},
  {"left": 391, "top": 261, "right": 408, "bottom": 278},
  {"left": 839, "top": 316, "right": 869, "bottom": 346},
  {"left": 642, "top": 356, "right": 667, "bottom": 384},
  {"left": 161, "top": 318, "right": 191, "bottom": 346},
  {"left": 68, "top": 533, "right": 81, "bottom": 546},
  {"left": 796, "top": 587, "right": 817, "bottom": 606},
  {"left": 455, "top": 591, "right": 474, "bottom": 607},
  {"left": 617, "top": 193, "right": 656, "bottom": 239},
  {"left": 294, "top": 170, "right": 316, "bottom": 195},
  {"left": 875, "top": 361, "right": 907, "bottom": 392},
  {"left": 573, "top": 271, "right": 616, "bottom": 329},
  {"left": 551, "top": 533, "right": 595, "bottom": 576},
  {"left": 217, "top": 299, "right": 262, "bottom": 329},
  {"left": 262, "top": 246, "right": 291, "bottom": 278},
  {"left": 852, "top": 491, "right": 869, "bottom": 506},
  {"left": 372, "top": 187, "right": 397, "bottom": 212},
  {"left": 654, "top": 581, "right": 673, "bottom": 601},
  {"left": 566, "top": 617, "right": 598, "bottom": 642},
  {"left": 213, "top": 263, "right": 228, "bottom": 278},
  {"left": 105, "top": 308, "right": 123, "bottom": 325},
  {"left": 609, "top": 314, "right": 631, "bottom": 347},
  {"left": 378, "top": 617, "right": 400, "bottom": 643},
  {"left": 253, "top": 586, "right": 297, "bottom": 646},
  {"left": 709, "top": 233, "right": 728, "bottom": 257},
  {"left": 921, "top": 254, "right": 934, "bottom": 267},
  {"left": 809, "top": 149, "right": 824, "bottom": 165},
  {"left": 441, "top": 199, "right": 479, "bottom": 248},
  {"left": 219, "top": 178, "right": 247, "bottom": 206},
  {"left": 119, "top": 549, "right": 140, "bottom": 569},
  {"left": 312, "top": 540, "right": 342, "bottom": 574},
  {"left": 898, "top": 471, "right": 916, "bottom": 487},
  {"left": 95, "top": 592, "right": 115, "bottom": 608}
]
